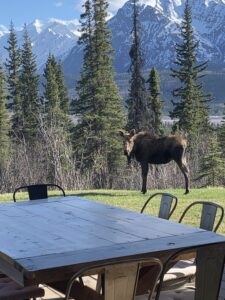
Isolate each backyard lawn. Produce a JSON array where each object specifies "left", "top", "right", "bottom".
[{"left": 1, "top": 188, "right": 225, "bottom": 235}]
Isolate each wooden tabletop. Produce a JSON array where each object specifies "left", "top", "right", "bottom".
[{"left": 0, "top": 196, "right": 224, "bottom": 286}]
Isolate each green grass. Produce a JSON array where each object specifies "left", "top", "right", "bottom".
[{"left": 1, "top": 188, "right": 225, "bottom": 235}]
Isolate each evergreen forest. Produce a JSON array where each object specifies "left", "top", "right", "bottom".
[{"left": 0, "top": 0, "right": 225, "bottom": 193}]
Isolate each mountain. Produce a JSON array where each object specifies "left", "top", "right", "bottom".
[
  {"left": 63, "top": 0, "right": 225, "bottom": 75},
  {"left": 0, "top": 19, "right": 80, "bottom": 71},
  {"left": 0, "top": 1, "right": 225, "bottom": 106},
  {"left": 0, "top": 25, "right": 9, "bottom": 37},
  {"left": 1, "top": 0, "right": 225, "bottom": 74}
]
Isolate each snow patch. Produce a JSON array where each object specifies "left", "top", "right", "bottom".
[
  {"left": 205, "top": 0, "right": 225, "bottom": 6},
  {"left": 48, "top": 28, "right": 57, "bottom": 35},
  {"left": 0, "top": 25, "right": 9, "bottom": 37},
  {"left": 48, "top": 18, "right": 79, "bottom": 26},
  {"left": 107, "top": 12, "right": 114, "bottom": 21},
  {"left": 33, "top": 19, "right": 44, "bottom": 33},
  {"left": 138, "top": 0, "right": 163, "bottom": 10},
  {"left": 72, "top": 30, "right": 81, "bottom": 37}
]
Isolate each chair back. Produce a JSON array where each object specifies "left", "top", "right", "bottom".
[
  {"left": 154, "top": 243, "right": 225, "bottom": 300},
  {"left": 13, "top": 184, "right": 65, "bottom": 202},
  {"left": 141, "top": 193, "right": 178, "bottom": 220},
  {"left": 179, "top": 201, "right": 224, "bottom": 232},
  {"left": 65, "top": 257, "right": 163, "bottom": 300}
]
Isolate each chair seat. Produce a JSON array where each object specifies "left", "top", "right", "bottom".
[
  {"left": 0, "top": 277, "right": 45, "bottom": 300},
  {"left": 136, "top": 288, "right": 195, "bottom": 300},
  {"left": 157, "top": 288, "right": 195, "bottom": 300},
  {"left": 164, "top": 260, "right": 196, "bottom": 282}
]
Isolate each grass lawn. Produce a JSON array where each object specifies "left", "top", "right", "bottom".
[{"left": 1, "top": 188, "right": 225, "bottom": 235}]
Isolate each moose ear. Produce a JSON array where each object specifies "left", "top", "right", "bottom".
[
  {"left": 130, "top": 129, "right": 136, "bottom": 136},
  {"left": 118, "top": 130, "right": 125, "bottom": 139}
]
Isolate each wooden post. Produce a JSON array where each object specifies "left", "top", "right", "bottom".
[{"left": 104, "top": 262, "right": 138, "bottom": 300}]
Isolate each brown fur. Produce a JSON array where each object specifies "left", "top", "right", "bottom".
[{"left": 119, "top": 130, "right": 190, "bottom": 194}]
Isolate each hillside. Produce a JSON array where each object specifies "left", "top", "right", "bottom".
[{"left": 66, "top": 70, "right": 225, "bottom": 114}]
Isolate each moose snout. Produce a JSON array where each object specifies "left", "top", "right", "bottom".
[{"left": 124, "top": 150, "right": 132, "bottom": 164}]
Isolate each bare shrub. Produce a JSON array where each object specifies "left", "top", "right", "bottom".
[{"left": 0, "top": 126, "right": 219, "bottom": 193}]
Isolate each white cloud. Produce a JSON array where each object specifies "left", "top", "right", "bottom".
[
  {"left": 75, "top": 0, "right": 127, "bottom": 14},
  {"left": 54, "top": 1, "right": 63, "bottom": 7},
  {"left": 74, "top": 0, "right": 83, "bottom": 12}
]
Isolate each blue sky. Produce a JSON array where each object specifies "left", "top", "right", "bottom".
[{"left": 0, "top": 0, "right": 127, "bottom": 28}]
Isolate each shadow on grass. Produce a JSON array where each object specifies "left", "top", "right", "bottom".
[{"left": 69, "top": 192, "right": 127, "bottom": 198}]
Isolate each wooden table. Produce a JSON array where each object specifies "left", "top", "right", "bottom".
[{"left": 0, "top": 196, "right": 224, "bottom": 300}]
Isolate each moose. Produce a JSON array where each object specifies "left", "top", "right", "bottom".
[{"left": 119, "top": 129, "right": 190, "bottom": 194}]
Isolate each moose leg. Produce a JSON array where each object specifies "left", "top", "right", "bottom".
[
  {"left": 176, "top": 160, "right": 190, "bottom": 194},
  {"left": 141, "top": 162, "right": 149, "bottom": 194}
]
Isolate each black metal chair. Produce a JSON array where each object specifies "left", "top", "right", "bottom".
[
  {"left": 178, "top": 201, "right": 224, "bottom": 232},
  {"left": 159, "top": 201, "right": 224, "bottom": 293},
  {"left": 13, "top": 184, "right": 66, "bottom": 202},
  {"left": 64, "top": 257, "right": 163, "bottom": 300},
  {"left": 141, "top": 193, "right": 178, "bottom": 220},
  {"left": 154, "top": 243, "right": 225, "bottom": 300},
  {"left": 154, "top": 247, "right": 196, "bottom": 300}
]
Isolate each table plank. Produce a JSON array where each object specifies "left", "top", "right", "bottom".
[
  {"left": 0, "top": 197, "right": 203, "bottom": 260},
  {"left": 17, "top": 231, "right": 225, "bottom": 271}
]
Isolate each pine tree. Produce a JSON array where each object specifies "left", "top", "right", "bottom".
[
  {"left": 43, "top": 54, "right": 70, "bottom": 126},
  {"left": 74, "top": 0, "right": 94, "bottom": 117},
  {"left": 56, "top": 61, "right": 69, "bottom": 114},
  {"left": 147, "top": 67, "right": 164, "bottom": 135},
  {"left": 4, "top": 21, "right": 22, "bottom": 133},
  {"left": 44, "top": 54, "right": 60, "bottom": 115},
  {"left": 170, "top": 0, "right": 210, "bottom": 141},
  {"left": 75, "top": 0, "right": 124, "bottom": 184},
  {"left": 127, "top": 0, "right": 150, "bottom": 132},
  {"left": 43, "top": 54, "right": 72, "bottom": 183},
  {"left": 19, "top": 25, "right": 40, "bottom": 141},
  {"left": 197, "top": 130, "right": 224, "bottom": 187},
  {"left": 219, "top": 103, "right": 225, "bottom": 158},
  {"left": 0, "top": 66, "right": 9, "bottom": 169}
]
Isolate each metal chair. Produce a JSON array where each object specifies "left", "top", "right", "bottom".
[
  {"left": 154, "top": 243, "right": 225, "bottom": 300},
  {"left": 0, "top": 276, "right": 45, "bottom": 300},
  {"left": 141, "top": 193, "right": 178, "bottom": 220},
  {"left": 13, "top": 184, "right": 66, "bottom": 202},
  {"left": 62, "top": 257, "right": 163, "bottom": 300},
  {"left": 160, "top": 201, "right": 224, "bottom": 292},
  {"left": 178, "top": 201, "right": 224, "bottom": 232}
]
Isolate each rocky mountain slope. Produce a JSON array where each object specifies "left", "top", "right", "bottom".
[
  {"left": 0, "top": 0, "right": 225, "bottom": 105},
  {"left": 0, "top": 19, "right": 80, "bottom": 71},
  {"left": 64, "top": 0, "right": 225, "bottom": 75}
]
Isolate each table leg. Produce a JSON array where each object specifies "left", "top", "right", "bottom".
[{"left": 195, "top": 244, "right": 225, "bottom": 300}]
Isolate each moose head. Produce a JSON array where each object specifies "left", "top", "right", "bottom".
[{"left": 119, "top": 129, "right": 136, "bottom": 164}]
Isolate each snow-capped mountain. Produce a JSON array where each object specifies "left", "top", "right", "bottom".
[
  {"left": 1, "top": 0, "right": 225, "bottom": 75},
  {"left": 64, "top": 0, "right": 225, "bottom": 75},
  {"left": 0, "top": 19, "right": 80, "bottom": 71},
  {"left": 0, "top": 25, "right": 9, "bottom": 38}
]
